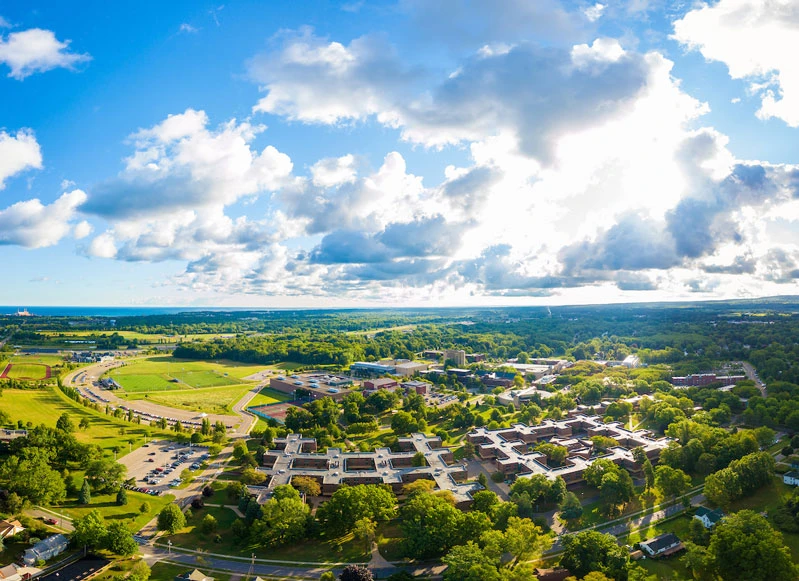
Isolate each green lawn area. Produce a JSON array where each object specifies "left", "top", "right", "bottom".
[
  {"left": 170, "top": 369, "right": 238, "bottom": 388},
  {"left": 10, "top": 354, "right": 65, "bottom": 366},
  {"left": 0, "top": 387, "right": 174, "bottom": 454},
  {"left": 112, "top": 357, "right": 265, "bottom": 380},
  {"left": 54, "top": 489, "right": 174, "bottom": 531},
  {"left": 166, "top": 505, "right": 369, "bottom": 563},
  {"left": 112, "top": 373, "right": 179, "bottom": 392},
  {"left": 130, "top": 384, "right": 254, "bottom": 415},
  {"left": 4, "top": 363, "right": 50, "bottom": 380},
  {"left": 248, "top": 388, "right": 291, "bottom": 407}
]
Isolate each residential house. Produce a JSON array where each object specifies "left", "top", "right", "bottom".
[
  {"left": 694, "top": 507, "right": 725, "bottom": 529},
  {"left": 0, "top": 519, "right": 24, "bottom": 539},
  {"left": 640, "top": 533, "right": 684, "bottom": 558},
  {"left": 174, "top": 570, "right": 214, "bottom": 581},
  {"left": 23, "top": 534, "right": 68, "bottom": 565},
  {"left": 783, "top": 471, "right": 799, "bottom": 486}
]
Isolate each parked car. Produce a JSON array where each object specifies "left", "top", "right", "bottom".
[{"left": 44, "top": 517, "right": 58, "bottom": 525}]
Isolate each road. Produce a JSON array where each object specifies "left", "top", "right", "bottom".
[
  {"left": 25, "top": 506, "right": 75, "bottom": 532},
  {"left": 741, "top": 361, "right": 767, "bottom": 397}
]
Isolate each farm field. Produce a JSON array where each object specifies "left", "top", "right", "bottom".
[{"left": 125, "top": 384, "right": 255, "bottom": 415}]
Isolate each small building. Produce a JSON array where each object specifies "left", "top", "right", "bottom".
[
  {"left": 694, "top": 507, "right": 725, "bottom": 528},
  {"left": 640, "top": 533, "right": 684, "bottom": 558},
  {"left": 0, "top": 564, "right": 21, "bottom": 581},
  {"left": 175, "top": 570, "right": 214, "bottom": 581},
  {"left": 363, "top": 378, "right": 399, "bottom": 391},
  {"left": 783, "top": 471, "right": 799, "bottom": 486},
  {"left": 0, "top": 519, "right": 24, "bottom": 539},
  {"left": 401, "top": 380, "right": 431, "bottom": 395},
  {"left": 23, "top": 534, "right": 68, "bottom": 565},
  {"left": 393, "top": 362, "right": 428, "bottom": 376},
  {"left": 534, "top": 567, "right": 572, "bottom": 581},
  {"left": 465, "top": 353, "right": 486, "bottom": 363}
]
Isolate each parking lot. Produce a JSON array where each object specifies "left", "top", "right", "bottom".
[{"left": 118, "top": 439, "right": 208, "bottom": 495}]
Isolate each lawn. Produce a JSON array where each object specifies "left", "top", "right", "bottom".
[
  {"left": 110, "top": 356, "right": 265, "bottom": 380},
  {"left": 54, "top": 489, "right": 174, "bottom": 531},
  {"left": 132, "top": 384, "right": 255, "bottom": 415},
  {"left": 0, "top": 387, "right": 174, "bottom": 454},
  {"left": 248, "top": 388, "right": 291, "bottom": 407},
  {"left": 111, "top": 373, "right": 179, "bottom": 392},
  {"left": 166, "top": 505, "right": 369, "bottom": 563},
  {"left": 10, "top": 354, "right": 65, "bottom": 366}
]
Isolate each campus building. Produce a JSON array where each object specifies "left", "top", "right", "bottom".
[
  {"left": 671, "top": 373, "right": 746, "bottom": 387},
  {"left": 260, "top": 433, "right": 481, "bottom": 507},
  {"left": 268, "top": 373, "right": 354, "bottom": 401},
  {"left": 443, "top": 349, "right": 467, "bottom": 367},
  {"left": 466, "top": 415, "right": 670, "bottom": 485}
]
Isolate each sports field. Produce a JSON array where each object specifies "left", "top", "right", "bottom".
[
  {"left": 0, "top": 362, "right": 51, "bottom": 380},
  {"left": 248, "top": 387, "right": 291, "bottom": 407},
  {"left": 133, "top": 384, "right": 254, "bottom": 415},
  {"left": 106, "top": 356, "right": 264, "bottom": 391},
  {"left": 11, "top": 354, "right": 64, "bottom": 366}
]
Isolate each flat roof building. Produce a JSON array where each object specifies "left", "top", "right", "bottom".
[
  {"left": 269, "top": 373, "right": 354, "bottom": 401},
  {"left": 261, "top": 433, "right": 481, "bottom": 507},
  {"left": 467, "top": 415, "right": 670, "bottom": 485}
]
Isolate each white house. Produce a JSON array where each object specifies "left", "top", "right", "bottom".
[
  {"left": 640, "top": 533, "right": 683, "bottom": 558},
  {"left": 784, "top": 471, "right": 799, "bottom": 486},
  {"left": 694, "top": 507, "right": 725, "bottom": 529}
]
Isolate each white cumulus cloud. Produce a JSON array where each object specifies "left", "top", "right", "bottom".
[
  {"left": 0, "top": 129, "right": 42, "bottom": 188},
  {"left": 673, "top": 0, "right": 799, "bottom": 126},
  {"left": 0, "top": 27, "right": 90, "bottom": 79},
  {"left": 0, "top": 190, "right": 87, "bottom": 248}
]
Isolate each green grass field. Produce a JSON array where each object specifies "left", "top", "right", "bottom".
[
  {"left": 4, "top": 363, "right": 50, "bottom": 380},
  {"left": 127, "top": 384, "right": 255, "bottom": 415},
  {"left": 111, "top": 373, "right": 180, "bottom": 392},
  {"left": 10, "top": 354, "right": 64, "bottom": 366},
  {"left": 248, "top": 388, "right": 291, "bottom": 407},
  {"left": 0, "top": 387, "right": 174, "bottom": 454},
  {"left": 54, "top": 489, "right": 174, "bottom": 532}
]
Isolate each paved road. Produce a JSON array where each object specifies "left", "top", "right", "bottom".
[
  {"left": 741, "top": 361, "right": 767, "bottom": 397},
  {"left": 25, "top": 506, "right": 75, "bottom": 532}
]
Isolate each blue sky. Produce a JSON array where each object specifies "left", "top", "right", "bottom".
[{"left": 1, "top": 0, "right": 798, "bottom": 307}]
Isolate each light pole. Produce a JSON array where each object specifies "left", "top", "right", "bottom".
[{"left": 167, "top": 540, "right": 172, "bottom": 554}]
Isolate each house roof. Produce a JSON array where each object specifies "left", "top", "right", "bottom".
[
  {"left": 176, "top": 570, "right": 214, "bottom": 581},
  {"left": 641, "top": 532, "right": 681, "bottom": 553},
  {"left": 0, "top": 519, "right": 23, "bottom": 537},
  {"left": 0, "top": 565, "right": 18, "bottom": 580},
  {"left": 534, "top": 568, "right": 572, "bottom": 581},
  {"left": 785, "top": 470, "right": 799, "bottom": 478},
  {"left": 695, "top": 507, "right": 725, "bottom": 523}
]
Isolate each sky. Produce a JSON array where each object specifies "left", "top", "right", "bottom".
[{"left": 1, "top": 0, "right": 799, "bottom": 308}]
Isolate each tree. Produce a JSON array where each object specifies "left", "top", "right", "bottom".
[
  {"left": 139, "top": 501, "right": 150, "bottom": 514},
  {"left": 339, "top": 565, "right": 373, "bottom": 581},
  {"left": 56, "top": 413, "right": 75, "bottom": 433},
  {"left": 79, "top": 479, "right": 92, "bottom": 505},
  {"left": 709, "top": 510, "right": 798, "bottom": 581},
  {"left": 599, "top": 469, "right": 634, "bottom": 515},
  {"left": 400, "top": 491, "right": 469, "bottom": 558},
  {"left": 320, "top": 573, "right": 336, "bottom": 581},
  {"left": 241, "top": 467, "right": 267, "bottom": 485},
  {"left": 503, "top": 516, "right": 552, "bottom": 568},
  {"left": 157, "top": 503, "right": 186, "bottom": 534},
  {"left": 442, "top": 541, "right": 500, "bottom": 581},
  {"left": 534, "top": 443, "right": 568, "bottom": 466},
  {"left": 128, "top": 560, "right": 151, "bottom": 581},
  {"left": 0, "top": 451, "right": 67, "bottom": 505},
  {"left": 85, "top": 458, "right": 127, "bottom": 493},
  {"left": 352, "top": 517, "right": 376, "bottom": 553},
  {"left": 292, "top": 476, "right": 321, "bottom": 497},
  {"left": 560, "top": 491, "right": 583, "bottom": 520},
  {"left": 78, "top": 418, "right": 91, "bottom": 431},
  {"left": 560, "top": 530, "right": 631, "bottom": 581},
  {"left": 753, "top": 426, "right": 776, "bottom": 450},
  {"left": 654, "top": 465, "right": 691, "bottom": 500},
  {"left": 583, "top": 459, "right": 619, "bottom": 489},
  {"left": 412, "top": 451, "right": 426, "bottom": 466},
  {"left": 72, "top": 509, "right": 106, "bottom": 547},
  {"left": 201, "top": 514, "right": 218, "bottom": 534},
  {"left": 391, "top": 411, "right": 420, "bottom": 436},
  {"left": 104, "top": 520, "right": 138, "bottom": 556},
  {"left": 703, "top": 467, "right": 741, "bottom": 510},
  {"left": 116, "top": 487, "right": 128, "bottom": 506},
  {"left": 317, "top": 484, "right": 396, "bottom": 537},
  {"left": 251, "top": 485, "right": 311, "bottom": 547}
]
